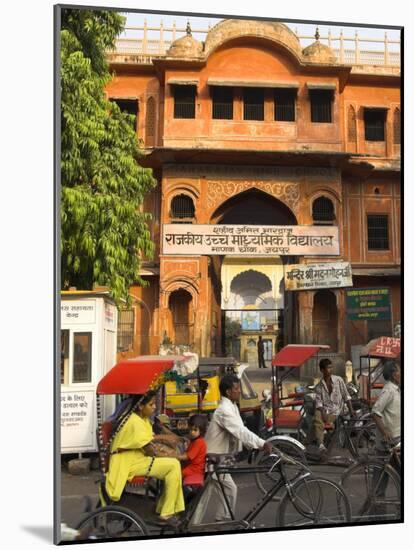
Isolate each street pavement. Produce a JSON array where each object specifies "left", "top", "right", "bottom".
[{"left": 60, "top": 457, "right": 352, "bottom": 533}]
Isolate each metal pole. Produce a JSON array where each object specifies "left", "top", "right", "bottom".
[{"left": 271, "top": 363, "right": 277, "bottom": 436}]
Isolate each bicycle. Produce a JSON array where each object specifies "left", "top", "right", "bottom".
[
  {"left": 305, "top": 412, "right": 376, "bottom": 467},
  {"left": 76, "top": 446, "right": 351, "bottom": 539},
  {"left": 340, "top": 442, "right": 401, "bottom": 522}
]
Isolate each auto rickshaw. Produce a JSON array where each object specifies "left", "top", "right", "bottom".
[{"left": 164, "top": 356, "right": 261, "bottom": 434}]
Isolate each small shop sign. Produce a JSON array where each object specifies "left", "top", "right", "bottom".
[
  {"left": 284, "top": 261, "right": 352, "bottom": 291},
  {"left": 346, "top": 287, "right": 391, "bottom": 320}
]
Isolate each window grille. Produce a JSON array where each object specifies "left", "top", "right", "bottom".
[
  {"left": 364, "top": 109, "right": 386, "bottom": 141},
  {"left": 274, "top": 89, "right": 296, "bottom": 121},
  {"left": 347, "top": 105, "right": 357, "bottom": 142},
  {"left": 173, "top": 85, "right": 196, "bottom": 119},
  {"left": 212, "top": 87, "right": 233, "bottom": 119},
  {"left": 112, "top": 98, "right": 138, "bottom": 131},
  {"left": 117, "top": 309, "right": 135, "bottom": 352},
  {"left": 367, "top": 215, "right": 389, "bottom": 250},
  {"left": 312, "top": 196, "right": 335, "bottom": 224},
  {"left": 310, "top": 90, "right": 332, "bottom": 123},
  {"left": 171, "top": 194, "right": 195, "bottom": 220},
  {"left": 243, "top": 88, "right": 264, "bottom": 121},
  {"left": 146, "top": 97, "right": 156, "bottom": 138},
  {"left": 393, "top": 108, "right": 401, "bottom": 145}
]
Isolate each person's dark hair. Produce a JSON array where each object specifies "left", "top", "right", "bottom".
[
  {"left": 136, "top": 390, "right": 157, "bottom": 409},
  {"left": 382, "top": 360, "right": 399, "bottom": 381},
  {"left": 199, "top": 379, "right": 209, "bottom": 400},
  {"left": 219, "top": 373, "right": 240, "bottom": 397},
  {"left": 188, "top": 414, "right": 208, "bottom": 436},
  {"left": 319, "top": 358, "right": 332, "bottom": 371}
]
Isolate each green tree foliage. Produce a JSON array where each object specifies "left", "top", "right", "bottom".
[{"left": 60, "top": 9, "right": 156, "bottom": 303}]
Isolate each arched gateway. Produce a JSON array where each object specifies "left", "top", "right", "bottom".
[
  {"left": 160, "top": 184, "right": 340, "bottom": 358},
  {"left": 214, "top": 190, "right": 297, "bottom": 363}
]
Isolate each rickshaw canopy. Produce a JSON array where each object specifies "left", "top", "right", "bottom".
[
  {"left": 272, "top": 344, "right": 330, "bottom": 367},
  {"left": 361, "top": 336, "right": 400, "bottom": 359},
  {"left": 97, "top": 355, "right": 185, "bottom": 395}
]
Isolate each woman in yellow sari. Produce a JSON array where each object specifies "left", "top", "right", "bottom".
[{"left": 105, "top": 391, "right": 185, "bottom": 521}]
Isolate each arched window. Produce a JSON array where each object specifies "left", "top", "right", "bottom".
[
  {"left": 170, "top": 194, "right": 195, "bottom": 221},
  {"left": 312, "top": 196, "right": 335, "bottom": 225},
  {"left": 393, "top": 108, "right": 401, "bottom": 145},
  {"left": 347, "top": 105, "right": 357, "bottom": 143}
]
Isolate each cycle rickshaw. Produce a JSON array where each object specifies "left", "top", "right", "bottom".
[
  {"left": 74, "top": 354, "right": 351, "bottom": 541},
  {"left": 256, "top": 344, "right": 375, "bottom": 482}
]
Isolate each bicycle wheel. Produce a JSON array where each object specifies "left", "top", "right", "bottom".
[
  {"left": 277, "top": 477, "right": 351, "bottom": 527},
  {"left": 341, "top": 461, "right": 401, "bottom": 522},
  {"left": 255, "top": 439, "right": 307, "bottom": 499},
  {"left": 75, "top": 505, "right": 149, "bottom": 540}
]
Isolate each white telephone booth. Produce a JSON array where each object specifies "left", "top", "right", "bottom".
[{"left": 60, "top": 291, "right": 118, "bottom": 454}]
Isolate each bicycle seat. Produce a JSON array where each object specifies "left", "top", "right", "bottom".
[{"left": 127, "top": 476, "right": 147, "bottom": 485}]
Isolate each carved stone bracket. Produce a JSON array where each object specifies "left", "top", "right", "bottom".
[{"left": 207, "top": 180, "right": 301, "bottom": 213}]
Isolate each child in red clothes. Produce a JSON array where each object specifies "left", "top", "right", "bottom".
[{"left": 179, "top": 414, "right": 208, "bottom": 487}]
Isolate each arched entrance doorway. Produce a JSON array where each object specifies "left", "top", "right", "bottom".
[
  {"left": 312, "top": 290, "right": 338, "bottom": 352},
  {"left": 168, "top": 289, "right": 194, "bottom": 346},
  {"left": 212, "top": 189, "right": 297, "bottom": 360}
]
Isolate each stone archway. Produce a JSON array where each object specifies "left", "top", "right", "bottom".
[
  {"left": 229, "top": 269, "right": 274, "bottom": 309},
  {"left": 211, "top": 188, "right": 297, "bottom": 226},
  {"left": 211, "top": 189, "right": 298, "bottom": 356}
]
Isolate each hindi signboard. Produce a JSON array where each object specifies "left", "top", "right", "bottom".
[
  {"left": 61, "top": 300, "right": 96, "bottom": 324},
  {"left": 162, "top": 224, "right": 339, "bottom": 256},
  {"left": 346, "top": 288, "right": 391, "bottom": 320},
  {"left": 61, "top": 390, "right": 95, "bottom": 451},
  {"left": 285, "top": 262, "right": 352, "bottom": 291}
]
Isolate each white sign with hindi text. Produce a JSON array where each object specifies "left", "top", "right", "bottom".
[
  {"left": 284, "top": 261, "right": 353, "bottom": 291},
  {"left": 61, "top": 300, "right": 96, "bottom": 324},
  {"left": 61, "top": 390, "right": 95, "bottom": 451},
  {"left": 162, "top": 224, "right": 340, "bottom": 256}
]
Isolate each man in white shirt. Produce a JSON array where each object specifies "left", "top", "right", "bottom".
[
  {"left": 372, "top": 360, "right": 401, "bottom": 450},
  {"left": 371, "top": 360, "right": 401, "bottom": 502},
  {"left": 201, "top": 374, "right": 272, "bottom": 522}
]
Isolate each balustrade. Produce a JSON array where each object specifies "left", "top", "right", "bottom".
[{"left": 109, "top": 22, "right": 400, "bottom": 68}]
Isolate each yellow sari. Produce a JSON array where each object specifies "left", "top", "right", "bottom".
[{"left": 105, "top": 413, "right": 185, "bottom": 517}]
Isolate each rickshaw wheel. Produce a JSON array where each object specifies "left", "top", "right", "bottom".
[
  {"left": 255, "top": 439, "right": 307, "bottom": 499},
  {"left": 75, "top": 505, "right": 149, "bottom": 540},
  {"left": 277, "top": 477, "right": 351, "bottom": 527}
]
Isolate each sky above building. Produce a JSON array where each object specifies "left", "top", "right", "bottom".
[{"left": 121, "top": 10, "right": 401, "bottom": 52}]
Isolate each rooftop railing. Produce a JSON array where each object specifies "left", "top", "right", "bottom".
[{"left": 109, "top": 22, "right": 400, "bottom": 68}]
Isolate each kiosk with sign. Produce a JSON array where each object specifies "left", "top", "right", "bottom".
[{"left": 60, "top": 290, "right": 118, "bottom": 454}]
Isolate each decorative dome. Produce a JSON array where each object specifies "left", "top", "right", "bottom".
[
  {"left": 204, "top": 19, "right": 302, "bottom": 60},
  {"left": 302, "top": 30, "right": 337, "bottom": 64},
  {"left": 167, "top": 22, "right": 203, "bottom": 58}
]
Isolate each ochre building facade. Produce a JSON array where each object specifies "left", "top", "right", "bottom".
[{"left": 106, "top": 20, "right": 401, "bottom": 366}]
